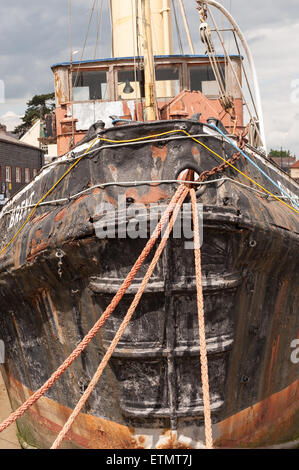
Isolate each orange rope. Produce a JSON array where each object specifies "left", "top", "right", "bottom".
[
  {"left": 51, "top": 187, "right": 189, "bottom": 449},
  {"left": 1, "top": 184, "right": 213, "bottom": 451},
  {"left": 190, "top": 188, "right": 213, "bottom": 449},
  {"left": 0, "top": 185, "right": 185, "bottom": 434}
]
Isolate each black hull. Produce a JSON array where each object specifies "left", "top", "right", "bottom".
[{"left": 0, "top": 120, "right": 298, "bottom": 448}]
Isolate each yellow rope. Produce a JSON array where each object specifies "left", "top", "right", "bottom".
[
  {"left": 99, "top": 130, "right": 299, "bottom": 215},
  {"left": 0, "top": 129, "right": 298, "bottom": 258},
  {"left": 186, "top": 133, "right": 299, "bottom": 215},
  {"left": 0, "top": 131, "right": 185, "bottom": 257}
]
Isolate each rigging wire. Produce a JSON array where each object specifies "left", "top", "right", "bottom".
[
  {"left": 109, "top": 0, "right": 113, "bottom": 57},
  {"left": 198, "top": 7, "right": 226, "bottom": 95},
  {"left": 68, "top": 0, "right": 73, "bottom": 66},
  {"left": 73, "top": 0, "right": 97, "bottom": 89},
  {"left": 205, "top": 4, "right": 262, "bottom": 142},
  {"left": 93, "top": 0, "right": 104, "bottom": 59},
  {"left": 68, "top": 0, "right": 75, "bottom": 147},
  {"left": 172, "top": 0, "right": 184, "bottom": 55},
  {"left": 232, "top": 30, "right": 258, "bottom": 118},
  {"left": 135, "top": 0, "right": 145, "bottom": 121},
  {"left": 177, "top": 0, "right": 195, "bottom": 54},
  {"left": 131, "top": 0, "right": 139, "bottom": 116}
]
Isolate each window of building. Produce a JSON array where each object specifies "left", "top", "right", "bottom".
[
  {"left": 72, "top": 70, "right": 108, "bottom": 101},
  {"left": 25, "top": 168, "right": 30, "bottom": 183},
  {"left": 33, "top": 169, "right": 38, "bottom": 178},
  {"left": 5, "top": 166, "right": 11, "bottom": 183},
  {"left": 189, "top": 64, "right": 225, "bottom": 96},
  {"left": 16, "top": 167, "right": 22, "bottom": 183},
  {"left": 117, "top": 69, "right": 145, "bottom": 100},
  {"left": 155, "top": 66, "right": 180, "bottom": 98}
]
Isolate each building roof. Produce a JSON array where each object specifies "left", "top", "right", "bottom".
[
  {"left": 20, "top": 119, "right": 41, "bottom": 143},
  {"left": 0, "top": 130, "right": 43, "bottom": 152},
  {"left": 291, "top": 160, "right": 299, "bottom": 169},
  {"left": 51, "top": 54, "right": 243, "bottom": 69}
]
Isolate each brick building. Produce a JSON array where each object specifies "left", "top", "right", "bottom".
[
  {"left": 0, "top": 124, "right": 44, "bottom": 209},
  {"left": 268, "top": 155, "right": 297, "bottom": 174}
]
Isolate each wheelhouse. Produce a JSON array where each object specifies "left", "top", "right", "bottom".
[{"left": 52, "top": 54, "right": 243, "bottom": 155}]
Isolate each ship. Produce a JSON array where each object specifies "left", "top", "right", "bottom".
[{"left": 0, "top": 0, "right": 298, "bottom": 449}]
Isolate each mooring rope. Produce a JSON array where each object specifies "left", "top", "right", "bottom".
[
  {"left": 0, "top": 184, "right": 214, "bottom": 450},
  {"left": 51, "top": 186, "right": 189, "bottom": 449},
  {"left": 190, "top": 187, "right": 213, "bottom": 449},
  {"left": 0, "top": 185, "right": 185, "bottom": 434}
]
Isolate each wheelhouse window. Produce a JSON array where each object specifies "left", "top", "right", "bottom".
[
  {"left": 189, "top": 64, "right": 225, "bottom": 97},
  {"left": 25, "top": 168, "right": 30, "bottom": 183},
  {"left": 72, "top": 70, "right": 108, "bottom": 101},
  {"left": 16, "top": 167, "right": 22, "bottom": 183},
  {"left": 117, "top": 69, "right": 145, "bottom": 100},
  {"left": 5, "top": 166, "right": 11, "bottom": 183},
  {"left": 155, "top": 66, "right": 180, "bottom": 98}
]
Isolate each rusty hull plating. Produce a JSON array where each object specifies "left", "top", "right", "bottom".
[{"left": 0, "top": 119, "right": 298, "bottom": 448}]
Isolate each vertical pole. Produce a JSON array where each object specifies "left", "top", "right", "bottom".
[
  {"left": 161, "top": 0, "right": 173, "bottom": 55},
  {"left": 68, "top": 0, "right": 74, "bottom": 150},
  {"left": 141, "top": 0, "right": 157, "bottom": 121},
  {"left": 178, "top": 0, "right": 195, "bottom": 54}
]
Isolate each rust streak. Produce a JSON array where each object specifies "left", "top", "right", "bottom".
[{"left": 151, "top": 145, "right": 167, "bottom": 161}]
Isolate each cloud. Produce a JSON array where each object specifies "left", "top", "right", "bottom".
[{"left": 0, "top": 111, "right": 22, "bottom": 131}]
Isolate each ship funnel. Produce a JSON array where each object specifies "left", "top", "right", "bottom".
[{"left": 110, "top": 0, "right": 173, "bottom": 58}]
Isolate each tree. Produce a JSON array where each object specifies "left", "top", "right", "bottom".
[
  {"left": 268, "top": 148, "right": 291, "bottom": 159},
  {"left": 14, "top": 92, "right": 55, "bottom": 137}
]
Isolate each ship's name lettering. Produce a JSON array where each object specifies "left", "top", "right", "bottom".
[
  {"left": 290, "top": 339, "right": 299, "bottom": 364},
  {"left": 8, "top": 192, "right": 35, "bottom": 229}
]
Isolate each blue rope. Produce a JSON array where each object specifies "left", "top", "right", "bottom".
[
  {"left": 209, "top": 124, "right": 299, "bottom": 210},
  {"left": 111, "top": 118, "right": 132, "bottom": 125}
]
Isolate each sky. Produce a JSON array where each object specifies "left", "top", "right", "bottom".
[{"left": 0, "top": 0, "right": 299, "bottom": 156}]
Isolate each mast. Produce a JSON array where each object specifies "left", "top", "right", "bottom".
[{"left": 141, "top": 0, "right": 158, "bottom": 120}]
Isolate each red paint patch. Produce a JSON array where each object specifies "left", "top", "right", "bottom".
[
  {"left": 192, "top": 146, "right": 200, "bottom": 157},
  {"left": 54, "top": 209, "right": 67, "bottom": 222},
  {"left": 125, "top": 185, "right": 168, "bottom": 204},
  {"left": 72, "top": 195, "right": 88, "bottom": 206},
  {"left": 152, "top": 145, "right": 167, "bottom": 161}
]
